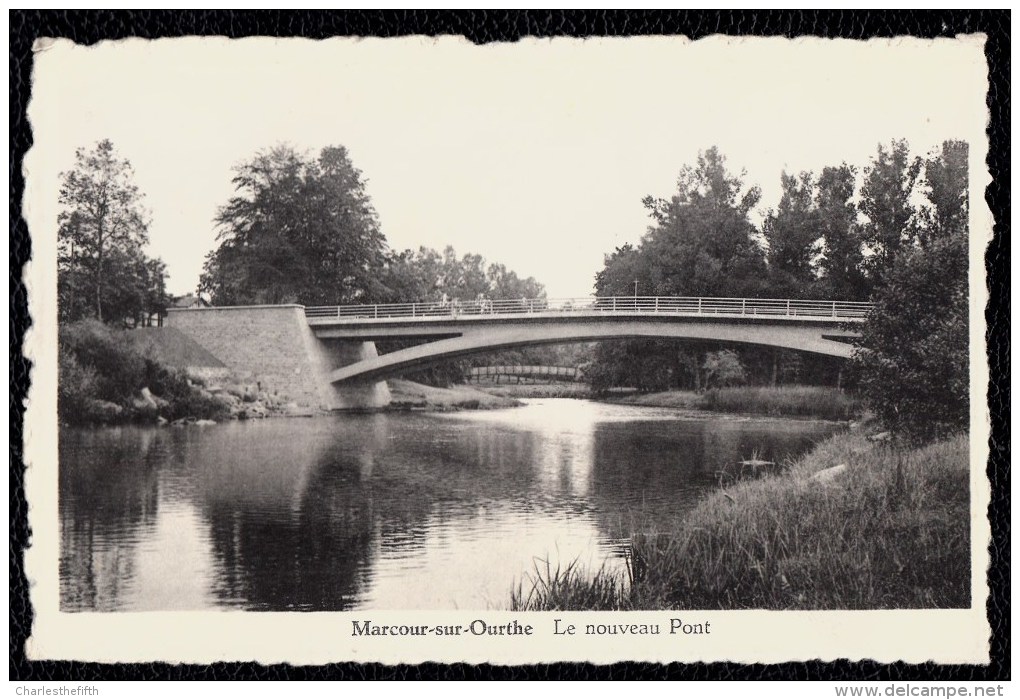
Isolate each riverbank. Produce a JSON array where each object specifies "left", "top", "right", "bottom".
[
  {"left": 471, "top": 381, "right": 591, "bottom": 399},
  {"left": 388, "top": 379, "right": 522, "bottom": 411},
  {"left": 604, "top": 385, "right": 859, "bottom": 421},
  {"left": 511, "top": 430, "right": 970, "bottom": 610},
  {"left": 58, "top": 320, "right": 233, "bottom": 426}
]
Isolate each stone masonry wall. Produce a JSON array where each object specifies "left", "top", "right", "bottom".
[{"left": 167, "top": 305, "right": 390, "bottom": 410}]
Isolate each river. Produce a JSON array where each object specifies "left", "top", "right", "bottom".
[{"left": 59, "top": 399, "right": 839, "bottom": 611}]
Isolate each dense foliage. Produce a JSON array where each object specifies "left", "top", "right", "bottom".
[
  {"left": 59, "top": 320, "right": 228, "bottom": 425},
  {"left": 587, "top": 139, "right": 971, "bottom": 431},
  {"left": 378, "top": 245, "right": 546, "bottom": 385},
  {"left": 196, "top": 144, "right": 548, "bottom": 385},
  {"left": 200, "top": 145, "right": 390, "bottom": 306},
  {"left": 200, "top": 145, "right": 548, "bottom": 310},
  {"left": 851, "top": 140, "right": 970, "bottom": 441}
]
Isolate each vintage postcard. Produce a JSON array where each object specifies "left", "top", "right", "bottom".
[{"left": 21, "top": 34, "right": 993, "bottom": 665}]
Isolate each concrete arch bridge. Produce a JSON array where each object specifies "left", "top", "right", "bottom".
[{"left": 168, "top": 296, "right": 870, "bottom": 410}]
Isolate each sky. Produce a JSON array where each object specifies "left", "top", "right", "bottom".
[{"left": 27, "top": 35, "right": 987, "bottom": 299}]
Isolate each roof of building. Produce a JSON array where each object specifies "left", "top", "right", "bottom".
[{"left": 169, "top": 294, "right": 209, "bottom": 308}]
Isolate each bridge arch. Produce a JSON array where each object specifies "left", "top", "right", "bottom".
[{"left": 327, "top": 319, "right": 857, "bottom": 384}]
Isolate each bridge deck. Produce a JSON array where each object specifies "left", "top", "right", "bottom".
[{"left": 305, "top": 296, "right": 871, "bottom": 327}]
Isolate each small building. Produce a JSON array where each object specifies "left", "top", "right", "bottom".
[{"left": 169, "top": 294, "right": 211, "bottom": 310}]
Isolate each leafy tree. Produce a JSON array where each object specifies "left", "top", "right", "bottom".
[
  {"left": 383, "top": 245, "right": 544, "bottom": 306},
  {"left": 486, "top": 262, "right": 544, "bottom": 300},
  {"left": 382, "top": 246, "right": 445, "bottom": 302},
  {"left": 58, "top": 139, "right": 154, "bottom": 323},
  {"left": 379, "top": 244, "right": 546, "bottom": 385},
  {"left": 853, "top": 140, "right": 970, "bottom": 441},
  {"left": 702, "top": 350, "right": 747, "bottom": 389},
  {"left": 919, "top": 140, "right": 969, "bottom": 245},
  {"left": 815, "top": 164, "right": 868, "bottom": 300},
  {"left": 589, "top": 147, "right": 767, "bottom": 393},
  {"left": 852, "top": 232, "right": 968, "bottom": 441},
  {"left": 640, "top": 147, "right": 767, "bottom": 298},
  {"left": 201, "top": 144, "right": 389, "bottom": 305},
  {"left": 860, "top": 139, "right": 923, "bottom": 282},
  {"left": 593, "top": 243, "right": 645, "bottom": 297},
  {"left": 763, "top": 171, "right": 821, "bottom": 298},
  {"left": 587, "top": 340, "right": 680, "bottom": 395}
]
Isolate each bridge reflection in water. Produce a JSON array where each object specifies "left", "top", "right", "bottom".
[{"left": 59, "top": 403, "right": 838, "bottom": 611}]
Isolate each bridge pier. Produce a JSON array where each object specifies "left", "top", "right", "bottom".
[
  {"left": 167, "top": 305, "right": 391, "bottom": 411},
  {"left": 316, "top": 338, "right": 392, "bottom": 410}
]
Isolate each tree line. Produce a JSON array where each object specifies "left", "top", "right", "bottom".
[
  {"left": 197, "top": 144, "right": 544, "bottom": 308},
  {"left": 56, "top": 137, "right": 970, "bottom": 439},
  {"left": 586, "top": 140, "right": 968, "bottom": 434},
  {"left": 56, "top": 141, "right": 545, "bottom": 324}
]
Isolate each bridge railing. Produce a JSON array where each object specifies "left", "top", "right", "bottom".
[
  {"left": 468, "top": 365, "right": 584, "bottom": 381},
  {"left": 304, "top": 296, "right": 873, "bottom": 322}
]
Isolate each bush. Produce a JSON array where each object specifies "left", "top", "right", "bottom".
[
  {"left": 57, "top": 347, "right": 100, "bottom": 421},
  {"left": 58, "top": 320, "right": 228, "bottom": 425},
  {"left": 59, "top": 319, "right": 147, "bottom": 403}
]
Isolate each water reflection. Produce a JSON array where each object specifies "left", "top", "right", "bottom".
[{"left": 59, "top": 400, "right": 837, "bottom": 611}]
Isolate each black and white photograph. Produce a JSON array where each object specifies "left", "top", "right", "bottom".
[{"left": 20, "top": 31, "right": 994, "bottom": 666}]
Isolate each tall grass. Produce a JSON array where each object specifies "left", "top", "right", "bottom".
[
  {"left": 701, "top": 385, "right": 859, "bottom": 421},
  {"left": 510, "top": 556, "right": 629, "bottom": 611},
  {"left": 510, "top": 432, "right": 970, "bottom": 611}
]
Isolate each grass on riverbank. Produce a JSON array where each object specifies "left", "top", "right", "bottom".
[
  {"left": 608, "top": 385, "right": 859, "bottom": 421},
  {"left": 474, "top": 381, "right": 592, "bottom": 400},
  {"left": 510, "top": 431, "right": 970, "bottom": 610},
  {"left": 702, "top": 385, "right": 859, "bottom": 421},
  {"left": 510, "top": 557, "right": 628, "bottom": 611},
  {"left": 388, "top": 379, "right": 522, "bottom": 411}
]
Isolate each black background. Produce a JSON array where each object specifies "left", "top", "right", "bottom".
[{"left": 9, "top": 9, "right": 1010, "bottom": 681}]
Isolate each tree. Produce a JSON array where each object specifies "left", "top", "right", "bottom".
[
  {"left": 852, "top": 139, "right": 970, "bottom": 441},
  {"left": 439, "top": 247, "right": 489, "bottom": 301},
  {"left": 593, "top": 243, "right": 645, "bottom": 298},
  {"left": 200, "top": 144, "right": 389, "bottom": 305},
  {"left": 702, "top": 350, "right": 747, "bottom": 389},
  {"left": 486, "top": 262, "right": 544, "bottom": 300},
  {"left": 815, "top": 164, "right": 868, "bottom": 300},
  {"left": 859, "top": 139, "right": 923, "bottom": 283},
  {"left": 378, "top": 244, "right": 546, "bottom": 385},
  {"left": 919, "top": 140, "right": 969, "bottom": 245},
  {"left": 763, "top": 171, "right": 821, "bottom": 298},
  {"left": 382, "top": 247, "right": 445, "bottom": 302},
  {"left": 588, "top": 147, "right": 768, "bottom": 393},
  {"left": 852, "top": 233, "right": 968, "bottom": 441},
  {"left": 58, "top": 140, "right": 151, "bottom": 322},
  {"left": 640, "top": 147, "right": 767, "bottom": 298}
]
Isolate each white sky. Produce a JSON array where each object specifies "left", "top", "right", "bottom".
[{"left": 27, "top": 35, "right": 987, "bottom": 299}]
